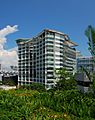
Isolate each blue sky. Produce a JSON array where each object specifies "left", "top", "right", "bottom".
[{"left": 0, "top": 0, "right": 95, "bottom": 56}]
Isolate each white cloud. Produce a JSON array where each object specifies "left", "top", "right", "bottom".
[
  {"left": 0, "top": 25, "right": 18, "bottom": 70},
  {"left": 0, "top": 25, "right": 18, "bottom": 50}
]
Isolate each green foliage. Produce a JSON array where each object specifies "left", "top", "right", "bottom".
[
  {"left": 19, "top": 82, "right": 46, "bottom": 92},
  {"left": 2, "top": 79, "right": 17, "bottom": 86},
  {"left": 0, "top": 89, "right": 95, "bottom": 120},
  {"left": 55, "top": 68, "right": 77, "bottom": 90},
  {"left": 85, "top": 25, "right": 95, "bottom": 92},
  {"left": 55, "top": 68, "right": 69, "bottom": 80},
  {"left": 85, "top": 25, "right": 95, "bottom": 57},
  {"left": 0, "top": 81, "right": 2, "bottom": 84}
]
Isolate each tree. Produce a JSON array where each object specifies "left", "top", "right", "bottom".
[
  {"left": 55, "top": 68, "right": 77, "bottom": 90},
  {"left": 80, "top": 66, "right": 91, "bottom": 81},
  {"left": 85, "top": 25, "right": 95, "bottom": 60},
  {"left": 85, "top": 25, "right": 95, "bottom": 92}
]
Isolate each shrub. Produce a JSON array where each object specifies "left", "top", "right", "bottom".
[{"left": 19, "top": 82, "right": 46, "bottom": 92}]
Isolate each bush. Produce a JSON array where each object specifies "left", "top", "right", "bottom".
[
  {"left": 0, "top": 88, "right": 95, "bottom": 119},
  {"left": 19, "top": 82, "right": 46, "bottom": 92},
  {"left": 2, "top": 79, "right": 17, "bottom": 86}
]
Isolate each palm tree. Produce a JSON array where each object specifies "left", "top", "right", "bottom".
[
  {"left": 85, "top": 25, "right": 95, "bottom": 63},
  {"left": 85, "top": 25, "right": 95, "bottom": 92}
]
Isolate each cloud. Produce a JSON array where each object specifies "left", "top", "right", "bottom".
[
  {"left": 0, "top": 25, "right": 18, "bottom": 50},
  {"left": 0, "top": 25, "right": 18, "bottom": 70}
]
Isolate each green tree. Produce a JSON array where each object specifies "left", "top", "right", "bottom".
[
  {"left": 85, "top": 25, "right": 95, "bottom": 92},
  {"left": 85, "top": 25, "right": 95, "bottom": 60},
  {"left": 55, "top": 68, "right": 77, "bottom": 90}
]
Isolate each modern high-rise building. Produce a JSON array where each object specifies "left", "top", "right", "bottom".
[{"left": 16, "top": 29, "right": 77, "bottom": 88}]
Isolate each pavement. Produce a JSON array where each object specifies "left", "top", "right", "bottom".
[{"left": 0, "top": 85, "right": 16, "bottom": 90}]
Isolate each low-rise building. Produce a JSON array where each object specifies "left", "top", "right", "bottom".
[
  {"left": 77, "top": 56, "right": 94, "bottom": 72},
  {"left": 76, "top": 56, "right": 94, "bottom": 93}
]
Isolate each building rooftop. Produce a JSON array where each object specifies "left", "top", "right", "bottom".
[
  {"left": 16, "top": 38, "right": 30, "bottom": 44},
  {"left": 16, "top": 29, "right": 78, "bottom": 47},
  {"left": 78, "top": 56, "right": 93, "bottom": 59}
]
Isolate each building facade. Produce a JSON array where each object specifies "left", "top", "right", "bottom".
[
  {"left": 76, "top": 56, "right": 94, "bottom": 93},
  {"left": 77, "top": 56, "right": 94, "bottom": 72},
  {"left": 16, "top": 29, "right": 77, "bottom": 88}
]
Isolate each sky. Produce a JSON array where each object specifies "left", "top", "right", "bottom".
[{"left": 0, "top": 0, "right": 95, "bottom": 69}]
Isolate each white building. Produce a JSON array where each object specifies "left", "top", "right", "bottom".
[{"left": 16, "top": 29, "right": 77, "bottom": 88}]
